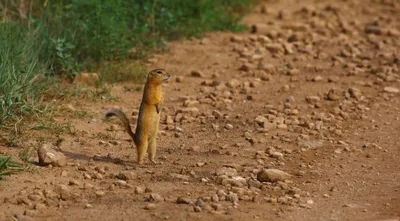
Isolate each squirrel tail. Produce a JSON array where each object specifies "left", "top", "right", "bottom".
[{"left": 105, "top": 108, "right": 136, "bottom": 142}]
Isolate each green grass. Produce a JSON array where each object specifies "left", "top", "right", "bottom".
[
  {"left": 0, "top": 0, "right": 255, "bottom": 133},
  {"left": 0, "top": 23, "right": 51, "bottom": 128},
  {"left": 0, "top": 156, "right": 34, "bottom": 180}
]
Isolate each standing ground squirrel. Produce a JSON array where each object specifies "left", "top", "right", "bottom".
[{"left": 105, "top": 69, "right": 170, "bottom": 165}]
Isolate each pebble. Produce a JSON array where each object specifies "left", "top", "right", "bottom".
[
  {"left": 150, "top": 193, "right": 164, "bottom": 202},
  {"left": 37, "top": 144, "right": 67, "bottom": 167},
  {"left": 135, "top": 186, "right": 145, "bottom": 194},
  {"left": 195, "top": 198, "right": 205, "bottom": 207},
  {"left": 176, "top": 196, "right": 192, "bottom": 204},
  {"left": 54, "top": 184, "right": 72, "bottom": 200},
  {"left": 14, "top": 214, "right": 36, "bottom": 221},
  {"left": 305, "top": 96, "right": 320, "bottom": 104},
  {"left": 193, "top": 206, "right": 202, "bottom": 212},
  {"left": 327, "top": 88, "right": 341, "bottom": 101},
  {"left": 191, "top": 70, "right": 204, "bottom": 77},
  {"left": 298, "top": 140, "right": 324, "bottom": 149},
  {"left": 116, "top": 171, "right": 137, "bottom": 181},
  {"left": 211, "top": 203, "right": 223, "bottom": 211},
  {"left": 384, "top": 87, "right": 399, "bottom": 93},
  {"left": 95, "top": 191, "right": 105, "bottom": 197},
  {"left": 34, "top": 203, "right": 46, "bottom": 210},
  {"left": 215, "top": 167, "right": 237, "bottom": 176},
  {"left": 226, "top": 79, "right": 240, "bottom": 88},
  {"left": 212, "top": 110, "right": 224, "bottom": 119},
  {"left": 114, "top": 180, "right": 127, "bottom": 186},
  {"left": 144, "top": 203, "right": 157, "bottom": 210},
  {"left": 257, "top": 169, "right": 291, "bottom": 182}
]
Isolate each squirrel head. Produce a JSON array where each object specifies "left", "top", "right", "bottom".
[{"left": 147, "top": 69, "right": 170, "bottom": 85}]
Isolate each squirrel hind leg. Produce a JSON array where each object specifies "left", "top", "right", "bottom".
[
  {"left": 136, "top": 139, "right": 148, "bottom": 165},
  {"left": 148, "top": 138, "right": 158, "bottom": 164}
]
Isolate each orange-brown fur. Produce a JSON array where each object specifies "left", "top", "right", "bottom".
[{"left": 105, "top": 69, "right": 170, "bottom": 165}]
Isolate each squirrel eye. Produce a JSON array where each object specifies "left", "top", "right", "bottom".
[{"left": 157, "top": 71, "right": 162, "bottom": 75}]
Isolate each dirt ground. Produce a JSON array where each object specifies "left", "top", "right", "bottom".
[{"left": 1, "top": 0, "right": 400, "bottom": 220}]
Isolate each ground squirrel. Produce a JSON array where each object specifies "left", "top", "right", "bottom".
[{"left": 105, "top": 69, "right": 170, "bottom": 165}]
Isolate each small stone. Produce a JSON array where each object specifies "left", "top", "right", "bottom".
[
  {"left": 255, "top": 116, "right": 267, "bottom": 125},
  {"left": 37, "top": 144, "right": 67, "bottom": 167},
  {"left": 265, "top": 43, "right": 284, "bottom": 54},
  {"left": 251, "top": 23, "right": 270, "bottom": 35},
  {"left": 306, "top": 96, "right": 320, "bottom": 104},
  {"left": 191, "top": 70, "right": 204, "bottom": 78},
  {"left": 189, "top": 145, "right": 201, "bottom": 152},
  {"left": 27, "top": 194, "right": 42, "bottom": 202},
  {"left": 195, "top": 198, "right": 205, "bottom": 207},
  {"left": 14, "top": 214, "right": 36, "bottom": 221},
  {"left": 230, "top": 35, "right": 244, "bottom": 42},
  {"left": 54, "top": 184, "right": 72, "bottom": 200},
  {"left": 150, "top": 193, "right": 164, "bottom": 202},
  {"left": 328, "top": 76, "right": 339, "bottom": 82},
  {"left": 193, "top": 206, "right": 202, "bottom": 212},
  {"left": 298, "top": 140, "right": 324, "bottom": 149},
  {"left": 211, "top": 203, "right": 223, "bottom": 211},
  {"left": 348, "top": 88, "right": 362, "bottom": 100},
  {"left": 226, "top": 79, "right": 240, "bottom": 88},
  {"left": 365, "top": 25, "right": 383, "bottom": 35},
  {"left": 270, "top": 151, "right": 284, "bottom": 159},
  {"left": 83, "top": 183, "right": 94, "bottom": 189},
  {"left": 95, "top": 191, "right": 105, "bottom": 197},
  {"left": 176, "top": 76, "right": 184, "bottom": 83},
  {"left": 327, "top": 89, "right": 341, "bottom": 101},
  {"left": 34, "top": 203, "right": 46, "bottom": 210},
  {"left": 196, "top": 162, "right": 206, "bottom": 167},
  {"left": 85, "top": 203, "right": 93, "bottom": 209},
  {"left": 384, "top": 87, "right": 399, "bottom": 93},
  {"left": 165, "top": 115, "right": 174, "bottom": 125},
  {"left": 176, "top": 197, "right": 192, "bottom": 204},
  {"left": 215, "top": 167, "right": 237, "bottom": 176},
  {"left": 116, "top": 171, "right": 137, "bottom": 181},
  {"left": 212, "top": 110, "right": 224, "bottom": 119},
  {"left": 253, "top": 195, "right": 263, "bottom": 203},
  {"left": 24, "top": 210, "right": 38, "bottom": 217},
  {"left": 114, "top": 180, "right": 127, "bottom": 186},
  {"left": 83, "top": 173, "right": 92, "bottom": 179},
  {"left": 93, "top": 172, "right": 103, "bottom": 180},
  {"left": 257, "top": 169, "right": 291, "bottom": 182},
  {"left": 135, "top": 186, "right": 145, "bottom": 194},
  {"left": 144, "top": 203, "right": 156, "bottom": 210},
  {"left": 313, "top": 76, "right": 322, "bottom": 82}
]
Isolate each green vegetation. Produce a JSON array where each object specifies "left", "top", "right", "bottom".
[
  {"left": 0, "top": 156, "right": 34, "bottom": 180},
  {"left": 0, "top": 0, "right": 254, "bottom": 131}
]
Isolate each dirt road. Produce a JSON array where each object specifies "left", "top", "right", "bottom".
[{"left": 1, "top": 0, "right": 399, "bottom": 220}]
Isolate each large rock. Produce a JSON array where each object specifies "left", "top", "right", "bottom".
[
  {"left": 37, "top": 144, "right": 67, "bottom": 167},
  {"left": 257, "top": 169, "right": 291, "bottom": 182}
]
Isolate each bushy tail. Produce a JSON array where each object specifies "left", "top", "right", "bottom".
[{"left": 105, "top": 108, "right": 135, "bottom": 142}]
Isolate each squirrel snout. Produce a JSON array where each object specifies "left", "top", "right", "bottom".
[{"left": 164, "top": 74, "right": 170, "bottom": 81}]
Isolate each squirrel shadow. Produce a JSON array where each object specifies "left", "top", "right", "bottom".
[{"left": 61, "top": 150, "right": 138, "bottom": 168}]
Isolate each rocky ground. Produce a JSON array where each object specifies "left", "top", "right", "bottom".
[{"left": 0, "top": 0, "right": 400, "bottom": 220}]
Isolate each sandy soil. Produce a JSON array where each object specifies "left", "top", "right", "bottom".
[{"left": 1, "top": 0, "right": 399, "bottom": 220}]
